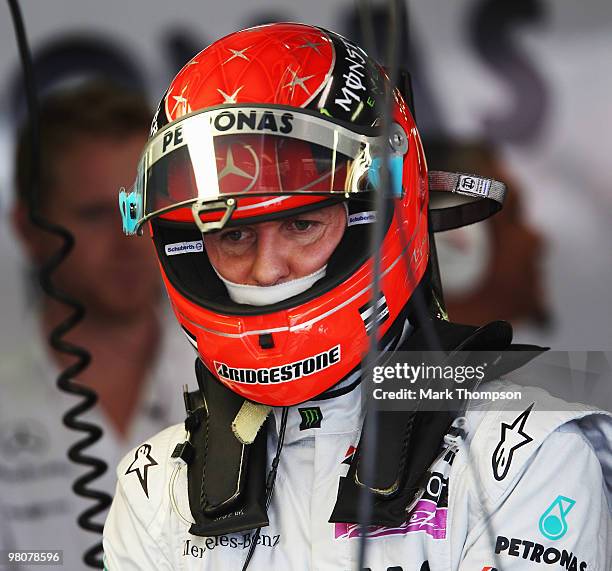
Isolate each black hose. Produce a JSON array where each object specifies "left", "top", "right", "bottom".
[
  {"left": 241, "top": 407, "right": 289, "bottom": 571},
  {"left": 6, "top": 1, "right": 111, "bottom": 567},
  {"left": 355, "top": 1, "right": 445, "bottom": 569},
  {"left": 355, "top": 5, "right": 506, "bottom": 569},
  {"left": 355, "top": 1, "right": 401, "bottom": 568}
]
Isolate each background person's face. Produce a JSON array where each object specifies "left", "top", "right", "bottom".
[
  {"left": 17, "top": 134, "right": 161, "bottom": 321},
  {"left": 203, "top": 203, "right": 347, "bottom": 286}
]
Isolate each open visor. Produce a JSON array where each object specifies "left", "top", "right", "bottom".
[{"left": 119, "top": 105, "right": 392, "bottom": 235}]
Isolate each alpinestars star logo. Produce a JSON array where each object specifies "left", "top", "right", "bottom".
[
  {"left": 125, "top": 444, "right": 158, "bottom": 498},
  {"left": 492, "top": 403, "right": 534, "bottom": 481}
]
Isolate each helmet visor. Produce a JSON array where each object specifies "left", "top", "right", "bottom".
[{"left": 121, "top": 106, "right": 386, "bottom": 234}]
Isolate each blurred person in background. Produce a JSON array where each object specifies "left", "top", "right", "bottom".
[
  {"left": 426, "top": 140, "right": 551, "bottom": 331},
  {"left": 0, "top": 81, "right": 196, "bottom": 569}
]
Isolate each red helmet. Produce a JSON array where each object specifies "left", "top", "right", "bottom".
[{"left": 120, "top": 23, "right": 429, "bottom": 406}]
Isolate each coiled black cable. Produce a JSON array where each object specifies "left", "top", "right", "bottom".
[{"left": 6, "top": 1, "right": 111, "bottom": 568}]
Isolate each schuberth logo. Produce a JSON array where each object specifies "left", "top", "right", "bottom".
[
  {"left": 215, "top": 345, "right": 341, "bottom": 385},
  {"left": 495, "top": 536, "right": 588, "bottom": 570},
  {"left": 491, "top": 403, "right": 534, "bottom": 481},
  {"left": 348, "top": 211, "right": 377, "bottom": 227},
  {"left": 165, "top": 240, "right": 203, "bottom": 256},
  {"left": 298, "top": 407, "right": 323, "bottom": 430}
]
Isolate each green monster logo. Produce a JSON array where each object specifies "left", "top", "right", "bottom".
[{"left": 298, "top": 407, "right": 323, "bottom": 430}]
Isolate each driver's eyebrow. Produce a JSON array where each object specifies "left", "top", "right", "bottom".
[{"left": 295, "top": 205, "right": 344, "bottom": 221}]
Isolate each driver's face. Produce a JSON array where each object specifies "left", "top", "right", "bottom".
[{"left": 203, "top": 203, "right": 346, "bottom": 286}]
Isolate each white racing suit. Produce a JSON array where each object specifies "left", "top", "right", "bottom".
[{"left": 103, "top": 380, "right": 612, "bottom": 570}]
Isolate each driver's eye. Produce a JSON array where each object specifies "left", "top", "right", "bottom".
[
  {"left": 293, "top": 220, "right": 313, "bottom": 231},
  {"left": 222, "top": 230, "right": 244, "bottom": 242}
]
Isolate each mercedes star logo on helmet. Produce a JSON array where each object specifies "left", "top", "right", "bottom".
[{"left": 217, "top": 143, "right": 260, "bottom": 193}]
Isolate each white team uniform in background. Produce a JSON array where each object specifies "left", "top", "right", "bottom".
[
  {"left": 103, "top": 381, "right": 611, "bottom": 571},
  {"left": 0, "top": 309, "right": 197, "bottom": 570}
]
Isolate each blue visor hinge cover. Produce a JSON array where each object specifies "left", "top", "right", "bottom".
[
  {"left": 368, "top": 155, "right": 404, "bottom": 198},
  {"left": 119, "top": 189, "right": 142, "bottom": 235}
]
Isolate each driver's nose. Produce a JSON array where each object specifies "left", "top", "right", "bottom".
[{"left": 249, "top": 226, "right": 291, "bottom": 286}]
